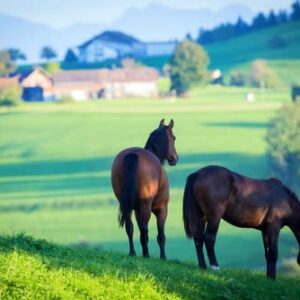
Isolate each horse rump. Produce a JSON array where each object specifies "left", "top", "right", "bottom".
[{"left": 183, "top": 172, "right": 203, "bottom": 238}]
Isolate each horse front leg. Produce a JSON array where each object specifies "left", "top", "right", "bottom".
[
  {"left": 153, "top": 206, "right": 167, "bottom": 260},
  {"left": 262, "top": 224, "right": 280, "bottom": 280}
]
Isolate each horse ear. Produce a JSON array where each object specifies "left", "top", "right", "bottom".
[
  {"left": 159, "top": 119, "right": 165, "bottom": 127},
  {"left": 168, "top": 119, "right": 174, "bottom": 129}
]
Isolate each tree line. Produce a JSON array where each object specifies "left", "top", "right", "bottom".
[{"left": 196, "top": 1, "right": 300, "bottom": 45}]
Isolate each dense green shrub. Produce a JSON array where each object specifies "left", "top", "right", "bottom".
[
  {"left": 229, "top": 70, "right": 249, "bottom": 87},
  {"left": 266, "top": 101, "right": 300, "bottom": 187},
  {"left": 0, "top": 86, "right": 21, "bottom": 106}
]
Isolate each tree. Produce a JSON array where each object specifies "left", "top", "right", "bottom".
[
  {"left": 64, "top": 48, "right": 78, "bottom": 63},
  {"left": 0, "top": 50, "right": 16, "bottom": 76},
  {"left": 0, "top": 85, "right": 21, "bottom": 106},
  {"left": 277, "top": 10, "right": 289, "bottom": 23},
  {"left": 169, "top": 40, "right": 209, "bottom": 96},
  {"left": 266, "top": 101, "right": 300, "bottom": 187},
  {"left": 252, "top": 12, "right": 267, "bottom": 30},
  {"left": 234, "top": 17, "right": 249, "bottom": 35},
  {"left": 291, "top": 0, "right": 300, "bottom": 20},
  {"left": 250, "top": 59, "right": 281, "bottom": 88},
  {"left": 229, "top": 70, "right": 249, "bottom": 87},
  {"left": 7, "top": 48, "right": 26, "bottom": 62},
  {"left": 267, "top": 10, "right": 278, "bottom": 26},
  {"left": 40, "top": 46, "right": 57, "bottom": 61}
]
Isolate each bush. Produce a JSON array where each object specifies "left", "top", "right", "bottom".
[
  {"left": 268, "top": 35, "right": 288, "bottom": 49},
  {"left": 0, "top": 86, "right": 21, "bottom": 106},
  {"left": 229, "top": 70, "right": 249, "bottom": 87},
  {"left": 44, "top": 62, "right": 61, "bottom": 74},
  {"left": 266, "top": 101, "right": 300, "bottom": 188}
]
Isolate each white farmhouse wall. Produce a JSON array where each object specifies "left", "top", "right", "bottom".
[{"left": 104, "top": 82, "right": 158, "bottom": 98}]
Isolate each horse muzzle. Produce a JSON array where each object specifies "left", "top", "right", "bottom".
[{"left": 168, "top": 156, "right": 178, "bottom": 166}]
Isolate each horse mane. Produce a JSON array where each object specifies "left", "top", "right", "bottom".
[{"left": 144, "top": 126, "right": 168, "bottom": 164}]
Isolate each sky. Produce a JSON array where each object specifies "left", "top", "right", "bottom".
[{"left": 0, "top": 0, "right": 294, "bottom": 28}]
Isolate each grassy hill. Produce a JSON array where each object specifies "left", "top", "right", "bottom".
[
  {"left": 205, "top": 20, "right": 300, "bottom": 84},
  {"left": 0, "top": 234, "right": 300, "bottom": 300}
]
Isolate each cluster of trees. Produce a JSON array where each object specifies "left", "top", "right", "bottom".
[
  {"left": 266, "top": 100, "right": 300, "bottom": 188},
  {"left": 230, "top": 60, "right": 280, "bottom": 89},
  {"left": 197, "top": 1, "right": 300, "bottom": 45},
  {"left": 0, "top": 46, "right": 58, "bottom": 76}
]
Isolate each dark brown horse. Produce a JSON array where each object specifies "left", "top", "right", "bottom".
[
  {"left": 183, "top": 165, "right": 300, "bottom": 279},
  {"left": 111, "top": 119, "right": 178, "bottom": 259}
]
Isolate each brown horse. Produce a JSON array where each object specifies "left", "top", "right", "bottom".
[
  {"left": 111, "top": 119, "right": 178, "bottom": 259},
  {"left": 183, "top": 165, "right": 300, "bottom": 279}
]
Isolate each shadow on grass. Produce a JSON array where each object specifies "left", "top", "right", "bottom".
[
  {"left": 202, "top": 121, "right": 270, "bottom": 129},
  {"left": 1, "top": 234, "right": 300, "bottom": 299},
  {"left": 0, "top": 152, "right": 271, "bottom": 198}
]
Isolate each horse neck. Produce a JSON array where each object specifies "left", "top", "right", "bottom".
[{"left": 144, "top": 144, "right": 165, "bottom": 165}]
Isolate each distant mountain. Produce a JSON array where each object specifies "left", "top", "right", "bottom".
[
  {"left": 110, "top": 3, "right": 254, "bottom": 40},
  {"left": 0, "top": 3, "right": 254, "bottom": 62}
]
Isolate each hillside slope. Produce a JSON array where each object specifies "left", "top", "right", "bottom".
[
  {"left": 0, "top": 234, "right": 299, "bottom": 299},
  {"left": 205, "top": 20, "right": 300, "bottom": 83}
]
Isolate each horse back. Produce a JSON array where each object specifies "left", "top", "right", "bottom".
[
  {"left": 192, "top": 166, "right": 293, "bottom": 228},
  {"left": 111, "top": 147, "right": 165, "bottom": 203}
]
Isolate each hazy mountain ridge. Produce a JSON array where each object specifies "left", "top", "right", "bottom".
[{"left": 0, "top": 3, "right": 254, "bottom": 62}]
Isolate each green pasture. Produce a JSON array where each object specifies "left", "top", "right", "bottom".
[{"left": 0, "top": 86, "right": 299, "bottom": 273}]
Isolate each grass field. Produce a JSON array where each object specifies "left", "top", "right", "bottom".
[
  {"left": 0, "top": 86, "right": 299, "bottom": 275},
  {"left": 1, "top": 234, "right": 300, "bottom": 299}
]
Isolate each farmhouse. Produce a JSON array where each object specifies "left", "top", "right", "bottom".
[
  {"left": 1, "top": 67, "right": 54, "bottom": 101},
  {"left": 53, "top": 67, "right": 158, "bottom": 100},
  {"left": 76, "top": 30, "right": 177, "bottom": 63}
]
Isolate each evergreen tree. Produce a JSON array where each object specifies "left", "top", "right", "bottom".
[
  {"left": 252, "top": 12, "right": 267, "bottom": 30},
  {"left": 267, "top": 10, "right": 278, "bottom": 26},
  {"left": 291, "top": 0, "right": 300, "bottom": 20},
  {"left": 235, "top": 17, "right": 249, "bottom": 35}
]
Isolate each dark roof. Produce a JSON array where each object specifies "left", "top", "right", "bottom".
[{"left": 78, "top": 31, "right": 141, "bottom": 49}]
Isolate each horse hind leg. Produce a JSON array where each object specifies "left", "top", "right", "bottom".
[
  {"left": 204, "top": 218, "right": 221, "bottom": 270},
  {"left": 125, "top": 217, "right": 136, "bottom": 257},
  {"left": 135, "top": 202, "right": 151, "bottom": 258},
  {"left": 194, "top": 218, "right": 207, "bottom": 269},
  {"left": 153, "top": 206, "right": 167, "bottom": 260}
]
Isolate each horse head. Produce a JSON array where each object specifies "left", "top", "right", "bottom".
[{"left": 145, "top": 119, "right": 178, "bottom": 166}]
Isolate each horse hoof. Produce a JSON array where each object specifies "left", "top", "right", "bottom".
[
  {"left": 129, "top": 252, "right": 136, "bottom": 257},
  {"left": 160, "top": 256, "right": 166, "bottom": 260},
  {"left": 211, "top": 265, "right": 220, "bottom": 272}
]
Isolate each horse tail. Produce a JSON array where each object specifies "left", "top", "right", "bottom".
[
  {"left": 183, "top": 172, "right": 202, "bottom": 238},
  {"left": 118, "top": 153, "right": 139, "bottom": 228}
]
